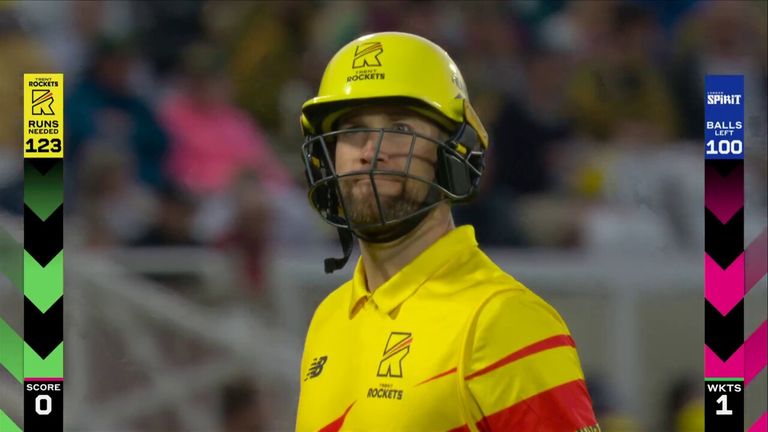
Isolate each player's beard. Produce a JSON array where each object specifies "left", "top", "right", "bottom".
[{"left": 337, "top": 173, "right": 433, "bottom": 229}]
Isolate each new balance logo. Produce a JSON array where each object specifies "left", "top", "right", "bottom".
[
  {"left": 353, "top": 42, "right": 383, "bottom": 68},
  {"left": 377, "top": 332, "right": 411, "bottom": 378},
  {"left": 304, "top": 356, "right": 327, "bottom": 381}
]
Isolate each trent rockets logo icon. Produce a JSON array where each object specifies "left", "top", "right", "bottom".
[
  {"left": 31, "top": 90, "right": 55, "bottom": 115},
  {"left": 377, "top": 332, "right": 411, "bottom": 378},
  {"left": 353, "top": 42, "right": 383, "bottom": 68}
]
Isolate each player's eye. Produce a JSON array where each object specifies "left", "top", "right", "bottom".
[
  {"left": 337, "top": 126, "right": 372, "bottom": 147},
  {"left": 390, "top": 122, "right": 413, "bottom": 133}
]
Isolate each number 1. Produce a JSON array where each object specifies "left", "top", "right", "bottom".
[{"left": 715, "top": 394, "right": 732, "bottom": 415}]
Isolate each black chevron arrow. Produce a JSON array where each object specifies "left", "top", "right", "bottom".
[
  {"left": 23, "top": 203, "right": 63, "bottom": 267},
  {"left": 706, "top": 159, "right": 741, "bottom": 178},
  {"left": 26, "top": 159, "right": 60, "bottom": 176},
  {"left": 705, "top": 299, "right": 743, "bottom": 361},
  {"left": 705, "top": 208, "right": 743, "bottom": 268},
  {"left": 24, "top": 297, "right": 63, "bottom": 359}
]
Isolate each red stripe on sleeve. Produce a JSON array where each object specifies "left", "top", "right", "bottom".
[
  {"left": 477, "top": 379, "right": 598, "bottom": 432},
  {"left": 318, "top": 402, "right": 355, "bottom": 432},
  {"left": 466, "top": 335, "right": 576, "bottom": 381},
  {"left": 416, "top": 367, "right": 457, "bottom": 386},
  {"left": 418, "top": 335, "right": 576, "bottom": 388}
]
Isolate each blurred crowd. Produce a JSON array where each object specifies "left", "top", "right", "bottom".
[{"left": 0, "top": 1, "right": 766, "bottom": 430}]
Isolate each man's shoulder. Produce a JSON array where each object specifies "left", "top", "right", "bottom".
[
  {"left": 307, "top": 278, "right": 355, "bottom": 326},
  {"left": 469, "top": 284, "right": 571, "bottom": 354},
  {"left": 453, "top": 249, "right": 569, "bottom": 336},
  {"left": 479, "top": 287, "right": 566, "bottom": 327},
  {"left": 432, "top": 249, "right": 565, "bottom": 326},
  {"left": 442, "top": 247, "right": 531, "bottom": 296}
]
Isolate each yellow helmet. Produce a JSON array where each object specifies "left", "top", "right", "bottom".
[
  {"left": 300, "top": 32, "right": 488, "bottom": 273},
  {"left": 301, "top": 31, "right": 488, "bottom": 148}
]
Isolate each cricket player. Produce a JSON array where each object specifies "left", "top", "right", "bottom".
[{"left": 297, "top": 32, "right": 599, "bottom": 432}]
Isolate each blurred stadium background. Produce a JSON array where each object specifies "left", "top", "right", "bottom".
[{"left": 0, "top": 0, "right": 766, "bottom": 431}]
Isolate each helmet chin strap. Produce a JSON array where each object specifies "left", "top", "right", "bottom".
[
  {"left": 324, "top": 227, "right": 355, "bottom": 274},
  {"left": 323, "top": 187, "right": 441, "bottom": 274}
]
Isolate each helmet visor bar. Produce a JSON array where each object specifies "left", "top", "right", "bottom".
[{"left": 303, "top": 128, "right": 454, "bottom": 234}]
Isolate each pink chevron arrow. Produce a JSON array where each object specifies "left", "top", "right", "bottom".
[
  {"left": 705, "top": 345, "right": 744, "bottom": 377},
  {"left": 745, "top": 321, "right": 767, "bottom": 387},
  {"left": 706, "top": 163, "right": 743, "bottom": 224},
  {"left": 749, "top": 412, "right": 767, "bottom": 432},
  {"left": 706, "top": 253, "right": 745, "bottom": 315},
  {"left": 746, "top": 227, "right": 767, "bottom": 293}
]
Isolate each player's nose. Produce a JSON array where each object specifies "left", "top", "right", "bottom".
[{"left": 360, "top": 130, "right": 388, "bottom": 167}]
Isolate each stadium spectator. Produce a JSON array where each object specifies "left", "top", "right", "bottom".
[
  {"left": 74, "top": 145, "right": 156, "bottom": 248},
  {"left": 457, "top": 47, "right": 576, "bottom": 246},
  {"left": 671, "top": 0, "right": 767, "bottom": 140},
  {"left": 131, "top": 1, "right": 206, "bottom": 79},
  {"left": 203, "top": 2, "right": 309, "bottom": 135},
  {"left": 132, "top": 184, "right": 201, "bottom": 247},
  {"left": 565, "top": 2, "right": 680, "bottom": 142},
  {"left": 159, "top": 41, "right": 293, "bottom": 198},
  {"left": 67, "top": 36, "right": 170, "bottom": 189},
  {"left": 214, "top": 172, "right": 272, "bottom": 300}
]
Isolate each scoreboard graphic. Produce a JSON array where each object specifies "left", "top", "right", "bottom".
[
  {"left": 25, "top": 73, "right": 65, "bottom": 430},
  {"left": 704, "top": 75, "right": 767, "bottom": 432},
  {"left": 0, "top": 74, "right": 65, "bottom": 432}
]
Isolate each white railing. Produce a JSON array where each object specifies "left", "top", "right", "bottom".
[{"left": 65, "top": 251, "right": 302, "bottom": 431}]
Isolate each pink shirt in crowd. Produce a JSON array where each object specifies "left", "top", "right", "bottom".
[{"left": 160, "top": 93, "right": 292, "bottom": 195}]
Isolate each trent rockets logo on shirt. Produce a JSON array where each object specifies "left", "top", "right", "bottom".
[
  {"left": 377, "top": 332, "right": 412, "bottom": 378},
  {"left": 367, "top": 332, "right": 411, "bottom": 401}
]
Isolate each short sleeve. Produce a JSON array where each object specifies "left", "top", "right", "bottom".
[{"left": 460, "top": 290, "right": 600, "bottom": 432}]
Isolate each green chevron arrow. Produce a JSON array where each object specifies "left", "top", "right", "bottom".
[
  {"left": 0, "top": 225, "right": 23, "bottom": 431},
  {"left": 0, "top": 227, "right": 22, "bottom": 290},
  {"left": 24, "top": 250, "right": 63, "bottom": 313},
  {"left": 24, "top": 342, "right": 63, "bottom": 377},
  {"left": 0, "top": 410, "right": 22, "bottom": 432},
  {"left": 0, "top": 318, "right": 23, "bottom": 383},
  {"left": 24, "top": 160, "right": 62, "bottom": 221}
]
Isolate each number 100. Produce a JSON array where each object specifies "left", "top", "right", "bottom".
[{"left": 706, "top": 139, "right": 743, "bottom": 155}]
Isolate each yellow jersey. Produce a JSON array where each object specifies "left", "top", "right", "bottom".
[{"left": 296, "top": 226, "right": 599, "bottom": 432}]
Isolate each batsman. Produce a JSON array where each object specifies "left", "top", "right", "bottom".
[{"left": 297, "top": 32, "right": 599, "bottom": 431}]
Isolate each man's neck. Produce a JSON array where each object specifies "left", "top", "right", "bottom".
[{"left": 359, "top": 205, "right": 454, "bottom": 293}]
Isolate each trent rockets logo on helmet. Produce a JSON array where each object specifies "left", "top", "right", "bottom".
[
  {"left": 352, "top": 42, "right": 383, "bottom": 68},
  {"left": 347, "top": 41, "right": 385, "bottom": 83}
]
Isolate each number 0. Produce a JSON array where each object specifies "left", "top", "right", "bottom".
[{"left": 35, "top": 394, "right": 52, "bottom": 415}]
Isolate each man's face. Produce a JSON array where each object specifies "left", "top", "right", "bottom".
[{"left": 333, "top": 106, "right": 443, "bottom": 227}]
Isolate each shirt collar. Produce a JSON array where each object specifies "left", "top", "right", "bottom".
[{"left": 348, "top": 225, "right": 478, "bottom": 317}]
